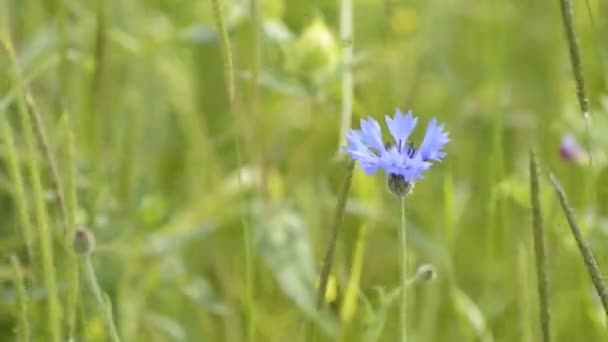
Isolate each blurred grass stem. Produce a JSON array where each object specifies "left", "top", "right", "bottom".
[
  {"left": 1, "top": 120, "right": 34, "bottom": 263},
  {"left": 337, "top": 0, "right": 353, "bottom": 154},
  {"left": 549, "top": 173, "right": 608, "bottom": 316},
  {"left": 2, "top": 37, "right": 62, "bottom": 342},
  {"left": 210, "top": 0, "right": 255, "bottom": 340},
  {"left": 529, "top": 151, "right": 551, "bottom": 342},
  {"left": 65, "top": 111, "right": 81, "bottom": 341},
  {"left": 10, "top": 255, "right": 30, "bottom": 342},
  {"left": 316, "top": 161, "right": 354, "bottom": 309},
  {"left": 558, "top": 0, "right": 592, "bottom": 165},
  {"left": 83, "top": 256, "right": 121, "bottom": 342}
]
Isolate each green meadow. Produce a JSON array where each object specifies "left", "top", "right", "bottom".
[{"left": 1, "top": 0, "right": 608, "bottom": 341}]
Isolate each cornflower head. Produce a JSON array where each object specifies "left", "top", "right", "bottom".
[{"left": 343, "top": 109, "right": 449, "bottom": 196}]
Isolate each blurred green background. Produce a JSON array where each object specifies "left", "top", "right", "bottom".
[{"left": 1, "top": 0, "right": 608, "bottom": 341}]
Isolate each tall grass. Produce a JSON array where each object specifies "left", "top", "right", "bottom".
[{"left": 1, "top": 0, "right": 607, "bottom": 341}]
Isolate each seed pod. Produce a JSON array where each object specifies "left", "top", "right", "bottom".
[{"left": 73, "top": 227, "right": 96, "bottom": 255}]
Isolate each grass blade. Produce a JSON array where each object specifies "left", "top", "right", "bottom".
[
  {"left": 10, "top": 255, "right": 30, "bottom": 342},
  {"left": 558, "top": 0, "right": 592, "bottom": 165},
  {"left": 316, "top": 160, "right": 355, "bottom": 309},
  {"left": 529, "top": 151, "right": 552, "bottom": 342},
  {"left": 548, "top": 173, "right": 608, "bottom": 315}
]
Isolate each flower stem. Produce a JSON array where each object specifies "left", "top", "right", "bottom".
[
  {"left": 337, "top": 0, "right": 353, "bottom": 154},
  {"left": 558, "top": 0, "right": 592, "bottom": 166},
  {"left": 10, "top": 255, "right": 30, "bottom": 342},
  {"left": 316, "top": 160, "right": 355, "bottom": 309},
  {"left": 400, "top": 196, "right": 408, "bottom": 342},
  {"left": 549, "top": 173, "right": 608, "bottom": 315},
  {"left": 82, "top": 256, "right": 121, "bottom": 342},
  {"left": 210, "top": 1, "right": 255, "bottom": 340},
  {"left": 529, "top": 151, "right": 551, "bottom": 342}
]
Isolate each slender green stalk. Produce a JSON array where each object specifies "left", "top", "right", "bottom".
[
  {"left": 549, "top": 173, "right": 608, "bottom": 315},
  {"left": 25, "top": 93, "right": 69, "bottom": 235},
  {"left": 64, "top": 110, "right": 81, "bottom": 341},
  {"left": 248, "top": 2, "right": 263, "bottom": 340},
  {"left": 337, "top": 0, "right": 353, "bottom": 154},
  {"left": 210, "top": 1, "right": 254, "bottom": 340},
  {"left": 211, "top": 0, "right": 235, "bottom": 104},
  {"left": 2, "top": 121, "right": 34, "bottom": 263},
  {"left": 10, "top": 255, "right": 30, "bottom": 342},
  {"left": 558, "top": 0, "right": 592, "bottom": 165},
  {"left": 89, "top": 0, "right": 107, "bottom": 162},
  {"left": 3, "top": 38, "right": 62, "bottom": 342},
  {"left": 341, "top": 223, "right": 368, "bottom": 324},
  {"left": 82, "top": 256, "right": 121, "bottom": 342},
  {"left": 529, "top": 151, "right": 551, "bottom": 342},
  {"left": 583, "top": 0, "right": 608, "bottom": 90},
  {"left": 250, "top": 0, "right": 262, "bottom": 113},
  {"left": 316, "top": 160, "right": 355, "bottom": 309},
  {"left": 399, "top": 197, "right": 408, "bottom": 342}
]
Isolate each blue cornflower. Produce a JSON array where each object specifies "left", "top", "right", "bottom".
[{"left": 343, "top": 109, "right": 449, "bottom": 196}]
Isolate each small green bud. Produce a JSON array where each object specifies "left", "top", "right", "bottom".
[
  {"left": 72, "top": 227, "right": 96, "bottom": 255},
  {"left": 386, "top": 173, "right": 414, "bottom": 197},
  {"left": 286, "top": 17, "right": 339, "bottom": 85},
  {"left": 417, "top": 264, "right": 436, "bottom": 282}
]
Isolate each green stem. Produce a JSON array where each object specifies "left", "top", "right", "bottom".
[
  {"left": 529, "top": 151, "right": 551, "bottom": 342},
  {"left": 558, "top": 0, "right": 592, "bottom": 166},
  {"left": 337, "top": 0, "right": 353, "bottom": 154},
  {"left": 3, "top": 38, "right": 62, "bottom": 342},
  {"left": 316, "top": 160, "right": 355, "bottom": 309},
  {"left": 65, "top": 110, "right": 81, "bottom": 341},
  {"left": 210, "top": 1, "right": 254, "bottom": 340},
  {"left": 400, "top": 196, "right": 408, "bottom": 342},
  {"left": 26, "top": 94, "right": 69, "bottom": 236},
  {"left": 549, "top": 173, "right": 608, "bottom": 316},
  {"left": 2, "top": 121, "right": 34, "bottom": 264},
  {"left": 10, "top": 255, "right": 30, "bottom": 342},
  {"left": 83, "top": 256, "right": 121, "bottom": 342}
]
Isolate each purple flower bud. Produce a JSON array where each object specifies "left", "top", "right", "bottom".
[{"left": 559, "top": 134, "right": 583, "bottom": 162}]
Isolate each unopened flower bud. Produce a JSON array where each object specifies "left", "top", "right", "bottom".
[
  {"left": 559, "top": 134, "right": 584, "bottom": 163},
  {"left": 73, "top": 227, "right": 96, "bottom": 255},
  {"left": 416, "top": 264, "right": 436, "bottom": 281},
  {"left": 286, "top": 17, "right": 339, "bottom": 84},
  {"left": 386, "top": 173, "right": 414, "bottom": 197}
]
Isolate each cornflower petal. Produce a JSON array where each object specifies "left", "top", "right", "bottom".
[
  {"left": 385, "top": 109, "right": 417, "bottom": 150},
  {"left": 418, "top": 118, "right": 449, "bottom": 161},
  {"left": 359, "top": 117, "right": 385, "bottom": 152}
]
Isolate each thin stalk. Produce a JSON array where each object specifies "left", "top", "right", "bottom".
[
  {"left": 82, "top": 256, "right": 121, "bottom": 342},
  {"left": 210, "top": 1, "right": 254, "bottom": 340},
  {"left": 316, "top": 160, "right": 355, "bottom": 309},
  {"left": 65, "top": 110, "right": 81, "bottom": 341},
  {"left": 10, "top": 255, "right": 30, "bottom": 342},
  {"left": 583, "top": 0, "right": 608, "bottom": 90},
  {"left": 250, "top": 0, "right": 266, "bottom": 200},
  {"left": 529, "top": 151, "right": 551, "bottom": 342},
  {"left": 341, "top": 223, "right": 368, "bottom": 324},
  {"left": 25, "top": 93, "right": 69, "bottom": 236},
  {"left": 211, "top": 0, "right": 235, "bottom": 104},
  {"left": 399, "top": 197, "right": 408, "bottom": 342},
  {"left": 558, "top": 0, "right": 592, "bottom": 165},
  {"left": 337, "top": 0, "right": 353, "bottom": 154},
  {"left": 2, "top": 121, "right": 34, "bottom": 263},
  {"left": 549, "top": 173, "right": 608, "bottom": 315},
  {"left": 3, "top": 38, "right": 62, "bottom": 342}
]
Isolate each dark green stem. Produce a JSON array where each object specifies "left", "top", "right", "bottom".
[
  {"left": 529, "top": 151, "right": 551, "bottom": 342},
  {"left": 558, "top": 0, "right": 592, "bottom": 165},
  {"left": 549, "top": 173, "right": 608, "bottom": 315},
  {"left": 316, "top": 160, "right": 355, "bottom": 309}
]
